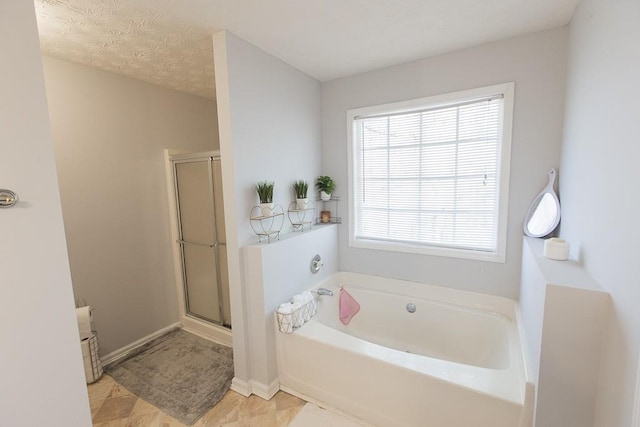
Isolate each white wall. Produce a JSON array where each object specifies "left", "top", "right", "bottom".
[
  {"left": 520, "top": 237, "right": 609, "bottom": 427},
  {"left": 559, "top": 0, "right": 640, "bottom": 425},
  {"left": 42, "top": 56, "right": 219, "bottom": 355},
  {"left": 0, "top": 2, "right": 91, "bottom": 425},
  {"left": 213, "top": 31, "right": 322, "bottom": 393},
  {"left": 322, "top": 27, "right": 569, "bottom": 299},
  {"left": 216, "top": 32, "right": 322, "bottom": 247},
  {"left": 245, "top": 225, "right": 338, "bottom": 397}
]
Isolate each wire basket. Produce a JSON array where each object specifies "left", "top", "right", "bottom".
[
  {"left": 82, "top": 333, "right": 103, "bottom": 384},
  {"left": 276, "top": 296, "right": 318, "bottom": 334}
]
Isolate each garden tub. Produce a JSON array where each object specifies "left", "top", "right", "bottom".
[{"left": 275, "top": 272, "right": 533, "bottom": 427}]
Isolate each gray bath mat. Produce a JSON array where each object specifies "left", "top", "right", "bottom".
[{"left": 106, "top": 329, "right": 233, "bottom": 425}]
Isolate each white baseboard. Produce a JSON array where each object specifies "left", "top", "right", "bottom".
[
  {"left": 251, "top": 378, "right": 280, "bottom": 400},
  {"left": 231, "top": 377, "right": 278, "bottom": 400},
  {"left": 180, "top": 315, "right": 232, "bottom": 347},
  {"left": 231, "top": 377, "right": 252, "bottom": 397},
  {"left": 100, "top": 322, "right": 181, "bottom": 367}
]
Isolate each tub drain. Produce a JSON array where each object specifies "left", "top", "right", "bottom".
[{"left": 406, "top": 303, "right": 416, "bottom": 313}]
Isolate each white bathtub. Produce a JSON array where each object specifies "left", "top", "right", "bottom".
[{"left": 275, "top": 272, "right": 533, "bottom": 427}]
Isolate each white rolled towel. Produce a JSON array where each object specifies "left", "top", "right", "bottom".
[
  {"left": 304, "top": 291, "right": 318, "bottom": 317},
  {"left": 301, "top": 291, "right": 315, "bottom": 319},
  {"left": 290, "top": 302, "right": 304, "bottom": 327},
  {"left": 294, "top": 293, "right": 313, "bottom": 321},
  {"left": 276, "top": 303, "right": 294, "bottom": 333},
  {"left": 301, "top": 291, "right": 313, "bottom": 303},
  {"left": 278, "top": 302, "right": 294, "bottom": 313}
]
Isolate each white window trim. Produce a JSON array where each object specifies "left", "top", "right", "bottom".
[{"left": 347, "top": 82, "right": 514, "bottom": 263}]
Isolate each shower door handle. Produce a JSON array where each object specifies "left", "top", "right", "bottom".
[{"left": 176, "top": 240, "right": 214, "bottom": 248}]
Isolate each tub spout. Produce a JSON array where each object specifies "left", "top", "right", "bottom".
[{"left": 316, "top": 287, "right": 334, "bottom": 296}]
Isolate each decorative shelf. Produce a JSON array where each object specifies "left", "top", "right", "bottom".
[
  {"left": 287, "top": 201, "right": 315, "bottom": 232},
  {"left": 315, "top": 195, "right": 342, "bottom": 224},
  {"left": 250, "top": 205, "right": 284, "bottom": 243},
  {"left": 250, "top": 213, "right": 284, "bottom": 221}
]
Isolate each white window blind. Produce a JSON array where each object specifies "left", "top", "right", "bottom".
[{"left": 352, "top": 94, "right": 505, "bottom": 254}]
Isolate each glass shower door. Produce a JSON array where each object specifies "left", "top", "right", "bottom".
[{"left": 173, "top": 158, "right": 229, "bottom": 327}]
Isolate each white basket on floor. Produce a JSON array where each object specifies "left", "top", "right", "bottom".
[{"left": 81, "top": 333, "right": 103, "bottom": 384}]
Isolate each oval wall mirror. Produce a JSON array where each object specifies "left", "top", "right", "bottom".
[{"left": 523, "top": 169, "right": 561, "bottom": 238}]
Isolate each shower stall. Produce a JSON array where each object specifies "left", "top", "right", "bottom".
[{"left": 170, "top": 151, "right": 231, "bottom": 332}]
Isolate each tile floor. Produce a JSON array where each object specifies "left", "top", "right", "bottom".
[{"left": 88, "top": 374, "right": 306, "bottom": 427}]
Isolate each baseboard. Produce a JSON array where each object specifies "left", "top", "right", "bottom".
[
  {"left": 251, "top": 378, "right": 280, "bottom": 400},
  {"left": 100, "top": 322, "right": 181, "bottom": 367},
  {"left": 231, "top": 377, "right": 279, "bottom": 400},
  {"left": 231, "top": 377, "right": 252, "bottom": 397},
  {"left": 181, "top": 315, "right": 232, "bottom": 347}
]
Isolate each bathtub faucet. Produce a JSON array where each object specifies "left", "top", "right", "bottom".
[{"left": 316, "top": 287, "right": 334, "bottom": 297}]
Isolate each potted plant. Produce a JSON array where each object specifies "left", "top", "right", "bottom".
[
  {"left": 256, "top": 181, "right": 274, "bottom": 216},
  {"left": 316, "top": 176, "right": 335, "bottom": 201},
  {"left": 293, "top": 180, "right": 309, "bottom": 209}
]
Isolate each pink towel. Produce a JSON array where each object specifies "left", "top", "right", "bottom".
[{"left": 339, "top": 287, "right": 360, "bottom": 325}]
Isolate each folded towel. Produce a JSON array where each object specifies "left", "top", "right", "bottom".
[{"left": 339, "top": 287, "right": 360, "bottom": 325}]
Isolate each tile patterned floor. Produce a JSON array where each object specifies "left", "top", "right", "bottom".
[{"left": 88, "top": 374, "right": 306, "bottom": 427}]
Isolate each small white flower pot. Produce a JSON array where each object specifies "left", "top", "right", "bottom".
[
  {"left": 296, "top": 198, "right": 308, "bottom": 209},
  {"left": 260, "top": 202, "right": 274, "bottom": 217},
  {"left": 320, "top": 191, "right": 331, "bottom": 201}
]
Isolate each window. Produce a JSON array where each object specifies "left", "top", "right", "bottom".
[{"left": 348, "top": 83, "right": 514, "bottom": 262}]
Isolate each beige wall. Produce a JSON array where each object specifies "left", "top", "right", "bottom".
[
  {"left": 322, "top": 27, "right": 569, "bottom": 299},
  {"left": 42, "top": 56, "right": 219, "bottom": 355},
  {"left": 559, "top": 0, "right": 640, "bottom": 425},
  {"left": 0, "top": 2, "right": 91, "bottom": 425}
]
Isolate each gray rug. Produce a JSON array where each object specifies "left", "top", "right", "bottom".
[{"left": 106, "top": 329, "right": 234, "bottom": 425}]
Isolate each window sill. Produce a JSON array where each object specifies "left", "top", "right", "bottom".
[{"left": 349, "top": 238, "right": 506, "bottom": 263}]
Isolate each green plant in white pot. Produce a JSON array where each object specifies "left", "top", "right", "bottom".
[
  {"left": 293, "top": 180, "right": 309, "bottom": 209},
  {"left": 316, "top": 176, "right": 335, "bottom": 201},
  {"left": 256, "top": 181, "right": 274, "bottom": 216}
]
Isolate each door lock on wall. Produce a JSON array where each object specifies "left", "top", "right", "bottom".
[{"left": 0, "top": 189, "right": 18, "bottom": 208}]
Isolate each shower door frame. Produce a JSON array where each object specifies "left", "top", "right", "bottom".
[{"left": 166, "top": 150, "right": 232, "bottom": 344}]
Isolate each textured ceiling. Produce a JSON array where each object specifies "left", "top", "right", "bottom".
[
  {"left": 35, "top": 0, "right": 217, "bottom": 99},
  {"left": 34, "top": 0, "right": 580, "bottom": 100}
]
